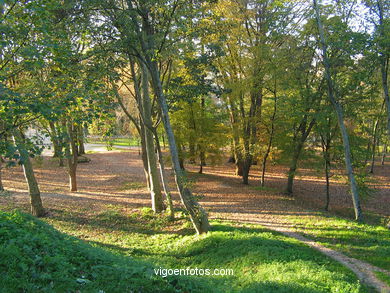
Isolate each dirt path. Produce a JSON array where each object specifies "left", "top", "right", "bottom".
[{"left": 1, "top": 151, "right": 389, "bottom": 292}]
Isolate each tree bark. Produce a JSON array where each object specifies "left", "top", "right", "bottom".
[
  {"left": 320, "top": 134, "right": 331, "bottom": 211},
  {"left": 369, "top": 119, "right": 380, "bottom": 173},
  {"left": 77, "top": 124, "right": 85, "bottom": 155},
  {"left": 125, "top": 0, "right": 209, "bottom": 234},
  {"left": 64, "top": 120, "right": 78, "bottom": 192},
  {"left": 154, "top": 130, "right": 174, "bottom": 220},
  {"left": 12, "top": 130, "right": 45, "bottom": 216},
  {"left": 148, "top": 60, "right": 210, "bottom": 234},
  {"left": 376, "top": 0, "right": 390, "bottom": 140},
  {"left": 141, "top": 63, "right": 164, "bottom": 213},
  {"left": 140, "top": 122, "right": 151, "bottom": 191},
  {"left": 261, "top": 90, "right": 277, "bottom": 187},
  {"left": 382, "top": 144, "right": 387, "bottom": 165},
  {"left": 314, "top": 0, "right": 362, "bottom": 221},
  {"left": 286, "top": 141, "right": 304, "bottom": 195}
]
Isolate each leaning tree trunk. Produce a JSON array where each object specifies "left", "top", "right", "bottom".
[
  {"left": 154, "top": 131, "right": 174, "bottom": 220},
  {"left": 12, "top": 130, "right": 45, "bottom": 217},
  {"left": 369, "top": 119, "right": 380, "bottom": 173},
  {"left": 314, "top": 0, "right": 362, "bottom": 221},
  {"left": 141, "top": 63, "right": 164, "bottom": 213},
  {"left": 148, "top": 60, "right": 210, "bottom": 234}
]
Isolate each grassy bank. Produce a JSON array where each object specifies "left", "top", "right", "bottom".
[
  {"left": 286, "top": 214, "right": 390, "bottom": 273},
  {"left": 0, "top": 207, "right": 370, "bottom": 292}
]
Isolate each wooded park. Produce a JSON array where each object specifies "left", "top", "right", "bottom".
[{"left": 0, "top": 0, "right": 389, "bottom": 292}]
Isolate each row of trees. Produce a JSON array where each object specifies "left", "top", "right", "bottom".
[{"left": 1, "top": 0, "right": 389, "bottom": 233}]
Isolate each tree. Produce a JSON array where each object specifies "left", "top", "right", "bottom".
[{"left": 313, "top": 0, "right": 363, "bottom": 221}]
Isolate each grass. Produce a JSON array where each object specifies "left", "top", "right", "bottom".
[
  {"left": 375, "top": 272, "right": 390, "bottom": 287},
  {"left": 250, "top": 185, "right": 279, "bottom": 193},
  {"left": 120, "top": 181, "right": 146, "bottom": 190},
  {"left": 286, "top": 213, "right": 390, "bottom": 271},
  {"left": 87, "top": 137, "right": 139, "bottom": 147},
  {"left": 0, "top": 210, "right": 186, "bottom": 292},
  {"left": 0, "top": 205, "right": 371, "bottom": 292}
]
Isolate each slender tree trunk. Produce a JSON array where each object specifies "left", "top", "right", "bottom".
[
  {"left": 140, "top": 122, "right": 151, "bottom": 191},
  {"left": 314, "top": 0, "right": 362, "bottom": 221},
  {"left": 198, "top": 96, "right": 206, "bottom": 173},
  {"left": 199, "top": 150, "right": 205, "bottom": 174},
  {"left": 12, "top": 130, "right": 45, "bottom": 216},
  {"left": 321, "top": 135, "right": 331, "bottom": 211},
  {"left": 189, "top": 142, "right": 196, "bottom": 164},
  {"left": 261, "top": 92, "right": 277, "bottom": 187},
  {"left": 178, "top": 144, "right": 185, "bottom": 170},
  {"left": 64, "top": 121, "right": 78, "bottom": 192},
  {"left": 49, "top": 121, "right": 61, "bottom": 158},
  {"left": 370, "top": 119, "right": 380, "bottom": 173},
  {"left": 141, "top": 63, "right": 164, "bottom": 213},
  {"left": 324, "top": 156, "right": 331, "bottom": 211},
  {"left": 376, "top": 0, "right": 390, "bottom": 140},
  {"left": 154, "top": 131, "right": 174, "bottom": 220},
  {"left": 148, "top": 60, "right": 210, "bottom": 234},
  {"left": 78, "top": 125, "right": 85, "bottom": 155},
  {"left": 382, "top": 144, "right": 387, "bottom": 165}
]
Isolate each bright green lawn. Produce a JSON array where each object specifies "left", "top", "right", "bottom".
[
  {"left": 0, "top": 207, "right": 370, "bottom": 292},
  {"left": 286, "top": 214, "right": 390, "bottom": 272},
  {"left": 87, "top": 137, "right": 139, "bottom": 146}
]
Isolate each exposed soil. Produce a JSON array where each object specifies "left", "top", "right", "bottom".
[{"left": 1, "top": 150, "right": 389, "bottom": 292}]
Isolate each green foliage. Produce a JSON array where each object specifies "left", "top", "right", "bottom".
[{"left": 0, "top": 210, "right": 185, "bottom": 292}]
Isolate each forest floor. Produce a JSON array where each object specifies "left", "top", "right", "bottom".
[{"left": 1, "top": 150, "right": 389, "bottom": 291}]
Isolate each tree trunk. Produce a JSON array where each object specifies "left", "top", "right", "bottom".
[
  {"left": 199, "top": 150, "right": 205, "bottom": 174},
  {"left": 12, "top": 130, "right": 45, "bottom": 217},
  {"left": 141, "top": 63, "right": 164, "bottom": 213},
  {"left": 376, "top": 0, "right": 390, "bottom": 140},
  {"left": 261, "top": 91, "right": 277, "bottom": 187},
  {"left": 77, "top": 124, "right": 85, "bottom": 155},
  {"left": 178, "top": 145, "right": 185, "bottom": 170},
  {"left": 321, "top": 135, "right": 331, "bottom": 211},
  {"left": 235, "top": 157, "right": 244, "bottom": 176},
  {"left": 189, "top": 141, "right": 196, "bottom": 164},
  {"left": 49, "top": 121, "right": 61, "bottom": 158},
  {"left": 286, "top": 141, "right": 304, "bottom": 195},
  {"left": 154, "top": 131, "right": 174, "bottom": 220},
  {"left": 382, "top": 144, "right": 387, "bottom": 165},
  {"left": 140, "top": 122, "right": 151, "bottom": 191},
  {"left": 148, "top": 59, "right": 210, "bottom": 234},
  {"left": 314, "top": 0, "right": 362, "bottom": 221},
  {"left": 65, "top": 121, "right": 78, "bottom": 192},
  {"left": 369, "top": 119, "right": 380, "bottom": 173},
  {"left": 242, "top": 156, "right": 252, "bottom": 185}
]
